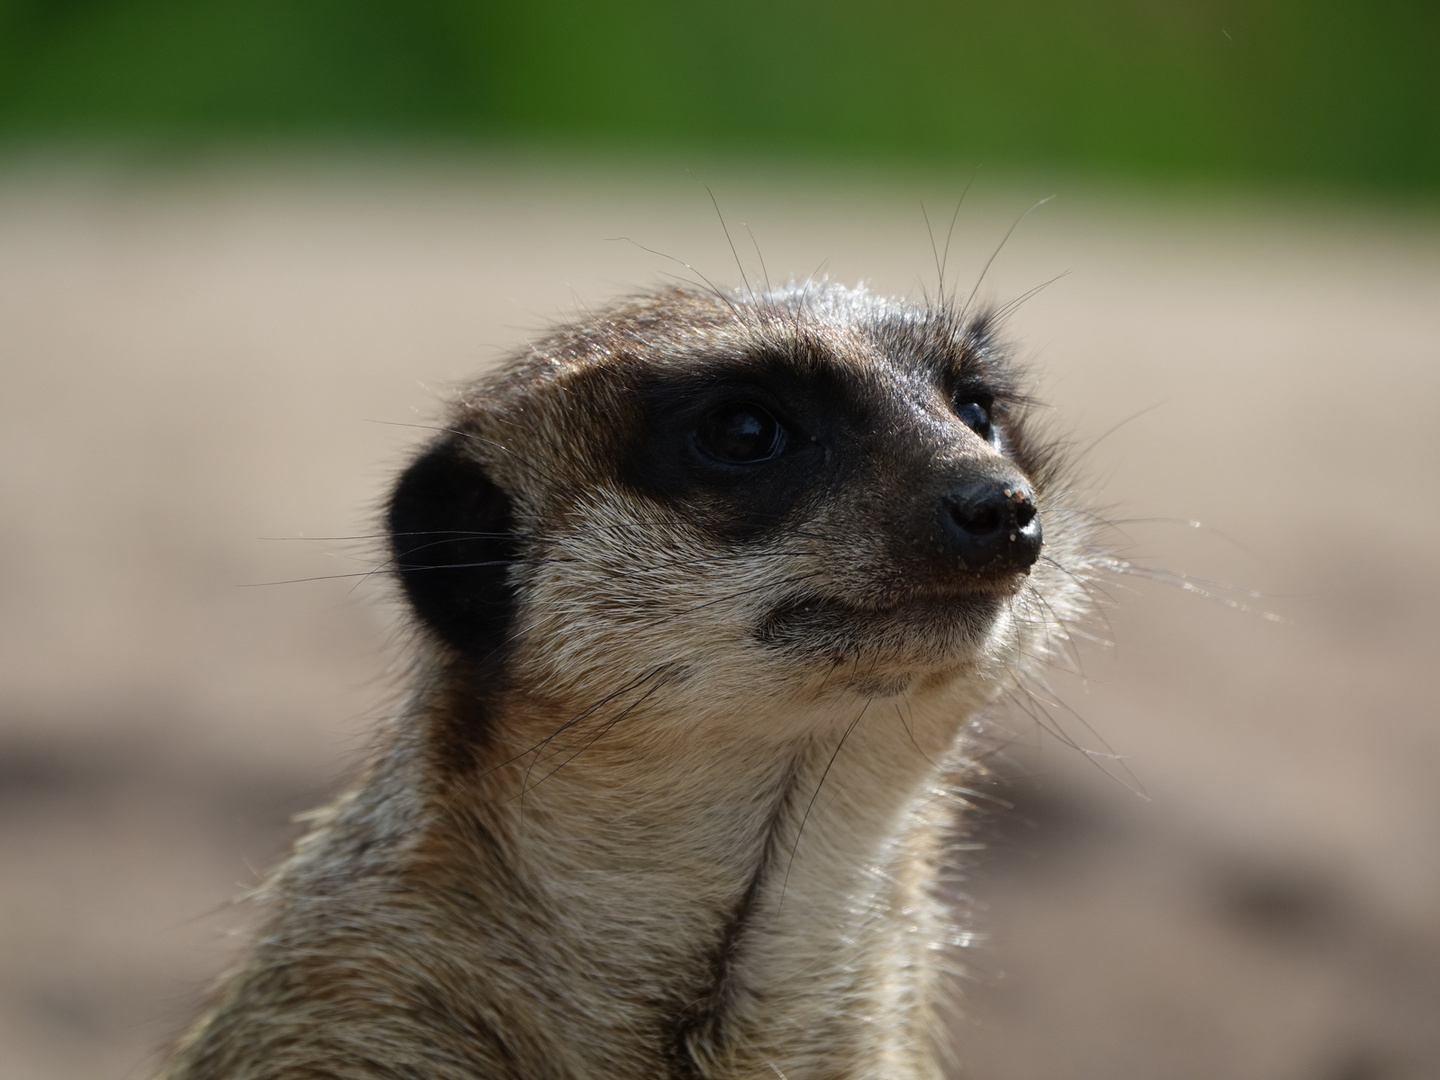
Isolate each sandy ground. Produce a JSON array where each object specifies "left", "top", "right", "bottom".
[{"left": 0, "top": 155, "right": 1437, "bottom": 1080}]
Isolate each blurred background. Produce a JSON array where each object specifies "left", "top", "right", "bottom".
[{"left": 1, "top": 3, "right": 1438, "bottom": 1080}]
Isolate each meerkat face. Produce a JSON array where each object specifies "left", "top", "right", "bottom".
[{"left": 389, "top": 283, "right": 1075, "bottom": 720}]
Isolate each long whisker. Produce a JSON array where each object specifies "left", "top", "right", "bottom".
[
  {"left": 779, "top": 698, "right": 871, "bottom": 910},
  {"left": 940, "top": 168, "right": 979, "bottom": 301},
  {"left": 894, "top": 699, "right": 940, "bottom": 770},
  {"left": 698, "top": 180, "right": 754, "bottom": 306},
  {"left": 961, "top": 195, "right": 1054, "bottom": 322},
  {"left": 1094, "top": 557, "right": 1286, "bottom": 621},
  {"left": 608, "top": 236, "right": 743, "bottom": 322},
  {"left": 521, "top": 666, "right": 682, "bottom": 797},
  {"left": 449, "top": 665, "right": 674, "bottom": 820}
]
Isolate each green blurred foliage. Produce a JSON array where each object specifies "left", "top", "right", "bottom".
[{"left": 0, "top": 0, "right": 1436, "bottom": 191}]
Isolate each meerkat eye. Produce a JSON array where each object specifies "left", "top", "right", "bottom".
[
  {"left": 955, "top": 398, "right": 994, "bottom": 443},
  {"left": 696, "top": 403, "right": 785, "bottom": 463}
]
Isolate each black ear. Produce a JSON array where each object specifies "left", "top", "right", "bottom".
[{"left": 387, "top": 435, "right": 519, "bottom": 659}]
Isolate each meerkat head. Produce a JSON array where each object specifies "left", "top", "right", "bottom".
[{"left": 387, "top": 282, "right": 1080, "bottom": 742}]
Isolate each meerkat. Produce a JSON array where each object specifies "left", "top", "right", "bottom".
[{"left": 157, "top": 280, "right": 1091, "bottom": 1080}]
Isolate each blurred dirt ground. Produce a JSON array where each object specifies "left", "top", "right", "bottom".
[{"left": 0, "top": 156, "right": 1437, "bottom": 1080}]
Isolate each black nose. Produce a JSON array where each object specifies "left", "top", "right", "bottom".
[{"left": 940, "top": 478, "right": 1043, "bottom": 572}]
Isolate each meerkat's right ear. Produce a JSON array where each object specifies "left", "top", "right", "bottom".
[{"left": 387, "top": 435, "right": 519, "bottom": 660}]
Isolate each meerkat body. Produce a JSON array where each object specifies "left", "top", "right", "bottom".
[{"left": 159, "top": 283, "right": 1091, "bottom": 1080}]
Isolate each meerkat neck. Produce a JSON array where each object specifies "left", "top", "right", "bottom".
[
  {"left": 161, "top": 678, "right": 968, "bottom": 1080},
  {"left": 394, "top": 679, "right": 969, "bottom": 1078}
]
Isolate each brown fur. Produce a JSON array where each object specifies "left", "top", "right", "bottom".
[{"left": 158, "top": 282, "right": 1095, "bottom": 1080}]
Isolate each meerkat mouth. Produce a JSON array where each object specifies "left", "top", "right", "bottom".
[{"left": 753, "top": 582, "right": 1015, "bottom": 656}]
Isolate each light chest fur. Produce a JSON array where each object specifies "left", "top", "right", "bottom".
[{"left": 159, "top": 282, "right": 1094, "bottom": 1079}]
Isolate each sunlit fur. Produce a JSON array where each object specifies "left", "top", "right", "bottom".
[{"left": 158, "top": 283, "right": 1096, "bottom": 1080}]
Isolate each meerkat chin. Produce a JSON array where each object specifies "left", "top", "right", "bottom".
[{"left": 159, "top": 282, "right": 1094, "bottom": 1080}]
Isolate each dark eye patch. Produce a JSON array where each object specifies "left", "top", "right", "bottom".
[
  {"left": 621, "top": 344, "right": 1020, "bottom": 544},
  {"left": 620, "top": 356, "right": 845, "bottom": 541}
]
